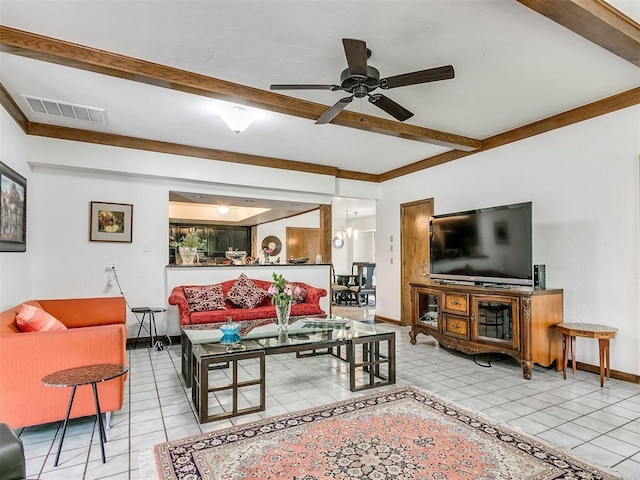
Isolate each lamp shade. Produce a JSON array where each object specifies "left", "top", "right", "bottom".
[{"left": 220, "top": 106, "right": 256, "bottom": 133}]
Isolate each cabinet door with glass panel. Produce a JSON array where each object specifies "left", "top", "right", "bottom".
[
  {"left": 472, "top": 295, "right": 519, "bottom": 350},
  {"left": 409, "top": 287, "right": 441, "bottom": 343}
]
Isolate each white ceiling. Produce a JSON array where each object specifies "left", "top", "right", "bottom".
[{"left": 1, "top": 0, "right": 639, "bottom": 178}]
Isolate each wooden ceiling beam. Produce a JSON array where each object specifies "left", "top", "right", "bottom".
[
  {"left": 517, "top": 0, "right": 640, "bottom": 66},
  {"left": 0, "top": 25, "right": 481, "bottom": 151},
  {"left": 26, "top": 123, "right": 339, "bottom": 176},
  {"left": 0, "top": 82, "right": 28, "bottom": 133},
  {"left": 381, "top": 86, "right": 640, "bottom": 181}
]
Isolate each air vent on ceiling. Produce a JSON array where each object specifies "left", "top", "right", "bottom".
[{"left": 20, "top": 95, "right": 108, "bottom": 125}]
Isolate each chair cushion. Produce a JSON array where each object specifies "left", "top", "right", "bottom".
[
  {"left": 184, "top": 284, "right": 226, "bottom": 312},
  {"left": 15, "top": 304, "right": 67, "bottom": 332},
  {"left": 227, "top": 274, "right": 268, "bottom": 309}
]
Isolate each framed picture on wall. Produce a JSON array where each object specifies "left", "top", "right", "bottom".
[
  {"left": 0, "top": 161, "right": 27, "bottom": 252},
  {"left": 90, "top": 201, "right": 133, "bottom": 242}
]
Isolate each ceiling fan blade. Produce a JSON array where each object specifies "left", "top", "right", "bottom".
[
  {"left": 316, "top": 96, "right": 353, "bottom": 124},
  {"left": 368, "top": 94, "right": 413, "bottom": 122},
  {"left": 342, "top": 38, "right": 368, "bottom": 77},
  {"left": 381, "top": 65, "right": 455, "bottom": 89},
  {"left": 270, "top": 84, "right": 337, "bottom": 91}
]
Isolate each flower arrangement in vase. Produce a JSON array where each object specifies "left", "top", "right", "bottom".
[
  {"left": 267, "top": 272, "right": 302, "bottom": 333},
  {"left": 170, "top": 232, "right": 206, "bottom": 265},
  {"left": 262, "top": 247, "right": 274, "bottom": 264}
]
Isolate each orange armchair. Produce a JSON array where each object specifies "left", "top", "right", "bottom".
[{"left": 0, "top": 297, "right": 127, "bottom": 429}]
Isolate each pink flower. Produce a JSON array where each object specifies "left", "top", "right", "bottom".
[{"left": 267, "top": 285, "right": 278, "bottom": 296}]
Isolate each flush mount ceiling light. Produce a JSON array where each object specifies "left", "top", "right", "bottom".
[
  {"left": 336, "top": 210, "right": 359, "bottom": 240},
  {"left": 217, "top": 205, "right": 230, "bottom": 215},
  {"left": 220, "top": 106, "right": 257, "bottom": 133}
]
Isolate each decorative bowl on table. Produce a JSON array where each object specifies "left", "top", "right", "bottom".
[
  {"left": 288, "top": 257, "right": 309, "bottom": 265},
  {"left": 225, "top": 250, "right": 247, "bottom": 265},
  {"left": 219, "top": 320, "right": 242, "bottom": 345}
]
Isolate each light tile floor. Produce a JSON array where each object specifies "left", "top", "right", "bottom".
[{"left": 15, "top": 305, "right": 640, "bottom": 479}]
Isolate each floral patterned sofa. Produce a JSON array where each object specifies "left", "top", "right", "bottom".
[{"left": 168, "top": 274, "right": 327, "bottom": 326}]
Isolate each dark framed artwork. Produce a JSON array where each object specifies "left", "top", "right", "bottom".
[
  {"left": 90, "top": 201, "right": 133, "bottom": 242},
  {"left": 0, "top": 162, "right": 27, "bottom": 252}
]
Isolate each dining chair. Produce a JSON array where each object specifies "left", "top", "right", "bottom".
[
  {"left": 349, "top": 262, "right": 376, "bottom": 306},
  {"left": 330, "top": 264, "right": 349, "bottom": 304}
]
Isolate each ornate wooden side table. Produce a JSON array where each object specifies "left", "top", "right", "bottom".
[
  {"left": 556, "top": 323, "right": 618, "bottom": 387},
  {"left": 42, "top": 363, "right": 128, "bottom": 466}
]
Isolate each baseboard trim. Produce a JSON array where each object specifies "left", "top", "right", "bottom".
[
  {"left": 574, "top": 361, "right": 639, "bottom": 384},
  {"left": 126, "top": 335, "right": 181, "bottom": 348},
  {"left": 374, "top": 314, "right": 400, "bottom": 325}
]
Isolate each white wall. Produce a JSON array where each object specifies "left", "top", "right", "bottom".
[
  {"left": 376, "top": 106, "right": 640, "bottom": 375},
  {"left": 0, "top": 109, "right": 31, "bottom": 309}
]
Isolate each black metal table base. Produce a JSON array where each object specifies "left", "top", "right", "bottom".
[
  {"left": 132, "top": 307, "right": 166, "bottom": 350},
  {"left": 54, "top": 383, "right": 107, "bottom": 466},
  {"left": 191, "top": 332, "right": 395, "bottom": 423}
]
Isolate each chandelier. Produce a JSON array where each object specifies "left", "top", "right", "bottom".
[{"left": 336, "top": 210, "right": 359, "bottom": 240}]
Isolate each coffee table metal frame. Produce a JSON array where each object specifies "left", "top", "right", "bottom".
[{"left": 189, "top": 323, "right": 395, "bottom": 423}]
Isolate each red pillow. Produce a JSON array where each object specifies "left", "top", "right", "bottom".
[
  {"left": 227, "top": 274, "right": 268, "bottom": 309},
  {"left": 184, "top": 284, "right": 226, "bottom": 312},
  {"left": 16, "top": 304, "right": 67, "bottom": 332}
]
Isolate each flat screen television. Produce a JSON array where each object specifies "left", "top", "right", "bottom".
[{"left": 429, "top": 202, "right": 533, "bottom": 286}]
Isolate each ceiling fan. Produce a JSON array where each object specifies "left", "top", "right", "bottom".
[{"left": 270, "top": 38, "right": 454, "bottom": 124}]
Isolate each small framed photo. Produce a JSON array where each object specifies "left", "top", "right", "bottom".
[
  {"left": 0, "top": 162, "right": 27, "bottom": 252},
  {"left": 90, "top": 201, "right": 133, "bottom": 243}
]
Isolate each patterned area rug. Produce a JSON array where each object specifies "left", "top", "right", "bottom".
[{"left": 151, "top": 387, "right": 623, "bottom": 480}]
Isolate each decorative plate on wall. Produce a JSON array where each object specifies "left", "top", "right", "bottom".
[
  {"left": 261, "top": 235, "right": 282, "bottom": 255},
  {"left": 332, "top": 236, "right": 344, "bottom": 249}
]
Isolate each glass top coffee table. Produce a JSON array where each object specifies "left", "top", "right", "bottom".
[{"left": 183, "top": 317, "right": 395, "bottom": 423}]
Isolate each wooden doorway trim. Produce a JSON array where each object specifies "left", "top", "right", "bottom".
[
  {"left": 318, "top": 204, "right": 332, "bottom": 265},
  {"left": 400, "top": 198, "right": 434, "bottom": 326}
]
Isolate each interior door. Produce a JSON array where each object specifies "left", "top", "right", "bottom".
[
  {"left": 286, "top": 227, "right": 320, "bottom": 262},
  {"left": 400, "top": 198, "right": 434, "bottom": 325}
]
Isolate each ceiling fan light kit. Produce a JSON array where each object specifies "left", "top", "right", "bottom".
[{"left": 271, "top": 38, "right": 455, "bottom": 125}]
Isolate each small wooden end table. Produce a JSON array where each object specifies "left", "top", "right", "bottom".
[
  {"left": 556, "top": 323, "right": 618, "bottom": 387},
  {"left": 42, "top": 363, "right": 128, "bottom": 466}
]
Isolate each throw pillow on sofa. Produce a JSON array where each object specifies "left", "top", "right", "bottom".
[
  {"left": 289, "top": 282, "right": 307, "bottom": 304},
  {"left": 184, "top": 284, "right": 226, "bottom": 312},
  {"left": 15, "top": 304, "right": 67, "bottom": 332},
  {"left": 227, "top": 274, "right": 268, "bottom": 309}
]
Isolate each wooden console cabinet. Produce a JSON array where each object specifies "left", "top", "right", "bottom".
[{"left": 409, "top": 282, "right": 563, "bottom": 379}]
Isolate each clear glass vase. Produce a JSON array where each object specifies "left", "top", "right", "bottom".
[
  {"left": 178, "top": 246, "right": 198, "bottom": 265},
  {"left": 274, "top": 298, "right": 292, "bottom": 333}
]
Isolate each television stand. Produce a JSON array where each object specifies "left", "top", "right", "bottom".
[{"left": 409, "top": 282, "right": 563, "bottom": 379}]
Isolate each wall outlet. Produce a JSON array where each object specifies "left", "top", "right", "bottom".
[{"left": 105, "top": 261, "right": 116, "bottom": 271}]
